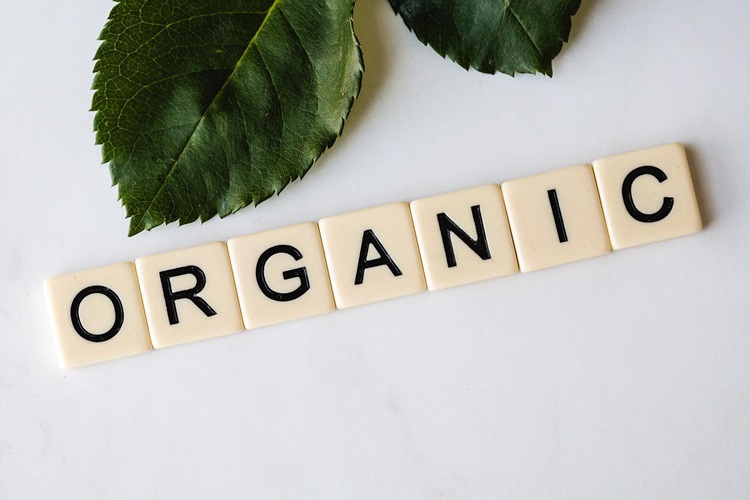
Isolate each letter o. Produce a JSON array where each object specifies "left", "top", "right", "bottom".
[{"left": 69, "top": 285, "right": 124, "bottom": 342}]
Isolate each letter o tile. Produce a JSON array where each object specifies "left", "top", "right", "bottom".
[{"left": 43, "top": 262, "right": 152, "bottom": 369}]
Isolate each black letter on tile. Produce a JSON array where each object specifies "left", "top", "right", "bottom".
[
  {"left": 159, "top": 266, "right": 217, "bottom": 325},
  {"left": 255, "top": 245, "right": 310, "bottom": 302},
  {"left": 70, "top": 285, "right": 124, "bottom": 342},
  {"left": 355, "top": 229, "right": 403, "bottom": 285},
  {"left": 547, "top": 189, "right": 569, "bottom": 243},
  {"left": 437, "top": 205, "right": 491, "bottom": 268},
  {"left": 622, "top": 166, "right": 674, "bottom": 223}
]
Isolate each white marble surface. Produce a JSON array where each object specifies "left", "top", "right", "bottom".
[{"left": 2, "top": 0, "right": 750, "bottom": 497}]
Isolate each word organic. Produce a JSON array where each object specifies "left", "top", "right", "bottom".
[{"left": 45, "top": 143, "right": 703, "bottom": 368}]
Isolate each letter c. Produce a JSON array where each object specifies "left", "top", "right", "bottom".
[{"left": 622, "top": 165, "right": 674, "bottom": 223}]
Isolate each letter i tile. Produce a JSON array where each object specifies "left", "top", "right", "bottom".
[
  {"left": 43, "top": 262, "right": 152, "bottom": 369},
  {"left": 227, "top": 222, "right": 335, "bottom": 329},
  {"left": 135, "top": 242, "right": 244, "bottom": 349},
  {"left": 592, "top": 143, "right": 702, "bottom": 250},
  {"left": 410, "top": 185, "right": 518, "bottom": 290},
  {"left": 319, "top": 202, "right": 426, "bottom": 309},
  {"left": 502, "top": 164, "right": 611, "bottom": 272}
]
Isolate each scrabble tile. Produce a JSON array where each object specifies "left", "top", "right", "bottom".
[
  {"left": 502, "top": 164, "right": 611, "bottom": 272},
  {"left": 410, "top": 184, "right": 518, "bottom": 290},
  {"left": 135, "top": 242, "right": 244, "bottom": 349},
  {"left": 228, "top": 222, "right": 335, "bottom": 329},
  {"left": 319, "top": 202, "right": 426, "bottom": 308},
  {"left": 592, "top": 143, "right": 702, "bottom": 250},
  {"left": 44, "top": 262, "right": 152, "bottom": 369}
]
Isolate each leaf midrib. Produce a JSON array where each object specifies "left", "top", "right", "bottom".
[
  {"left": 504, "top": 3, "right": 543, "bottom": 61},
  {"left": 130, "top": 0, "right": 282, "bottom": 233}
]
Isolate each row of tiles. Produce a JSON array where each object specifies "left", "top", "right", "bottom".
[{"left": 45, "top": 143, "right": 703, "bottom": 369}]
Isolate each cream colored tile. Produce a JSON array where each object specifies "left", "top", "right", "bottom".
[
  {"left": 44, "top": 262, "right": 151, "bottom": 369},
  {"left": 319, "top": 202, "right": 426, "bottom": 308},
  {"left": 502, "top": 164, "right": 611, "bottom": 272},
  {"left": 135, "top": 242, "right": 243, "bottom": 349},
  {"left": 228, "top": 222, "right": 335, "bottom": 329},
  {"left": 410, "top": 184, "right": 518, "bottom": 290},
  {"left": 592, "top": 143, "right": 702, "bottom": 250}
]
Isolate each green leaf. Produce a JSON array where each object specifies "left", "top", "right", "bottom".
[
  {"left": 93, "top": 0, "right": 363, "bottom": 235},
  {"left": 388, "top": 0, "right": 581, "bottom": 76}
]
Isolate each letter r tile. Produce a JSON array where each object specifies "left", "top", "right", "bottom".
[
  {"left": 227, "top": 222, "right": 335, "bottom": 329},
  {"left": 44, "top": 262, "right": 152, "bottom": 369},
  {"left": 319, "top": 202, "right": 426, "bottom": 309},
  {"left": 592, "top": 143, "right": 702, "bottom": 250},
  {"left": 135, "top": 242, "right": 244, "bottom": 349}
]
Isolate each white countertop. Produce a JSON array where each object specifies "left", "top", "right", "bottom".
[{"left": 1, "top": 0, "right": 749, "bottom": 497}]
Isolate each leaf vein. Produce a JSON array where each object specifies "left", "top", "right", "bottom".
[
  {"left": 253, "top": 43, "right": 285, "bottom": 181},
  {"left": 129, "top": 0, "right": 283, "bottom": 231},
  {"left": 505, "top": 3, "right": 543, "bottom": 60},
  {"left": 126, "top": 11, "right": 269, "bottom": 55}
]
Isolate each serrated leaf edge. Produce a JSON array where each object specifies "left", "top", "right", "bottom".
[
  {"left": 93, "top": 0, "right": 364, "bottom": 236},
  {"left": 390, "top": 0, "right": 581, "bottom": 77}
]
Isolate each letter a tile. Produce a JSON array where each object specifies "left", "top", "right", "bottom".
[
  {"left": 502, "top": 164, "right": 611, "bottom": 272},
  {"left": 411, "top": 185, "right": 518, "bottom": 290},
  {"left": 135, "top": 242, "right": 244, "bottom": 349},
  {"left": 228, "top": 222, "right": 335, "bottom": 329},
  {"left": 319, "top": 202, "right": 426, "bottom": 309},
  {"left": 592, "top": 143, "right": 702, "bottom": 250},
  {"left": 44, "top": 262, "right": 152, "bottom": 369}
]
